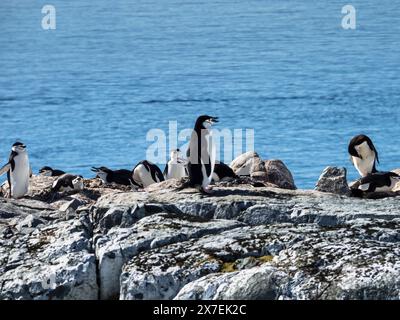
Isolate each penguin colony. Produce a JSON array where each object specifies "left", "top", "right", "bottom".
[{"left": 0, "top": 116, "right": 397, "bottom": 199}]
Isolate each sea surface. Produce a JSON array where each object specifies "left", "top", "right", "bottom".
[{"left": 1, "top": 0, "right": 399, "bottom": 188}]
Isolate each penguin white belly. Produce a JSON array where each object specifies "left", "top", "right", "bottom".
[
  {"left": 201, "top": 133, "right": 216, "bottom": 189},
  {"left": 168, "top": 163, "right": 186, "bottom": 180},
  {"left": 10, "top": 154, "right": 30, "bottom": 198},
  {"left": 201, "top": 162, "right": 210, "bottom": 189},
  {"left": 133, "top": 164, "right": 157, "bottom": 187},
  {"left": 352, "top": 155, "right": 375, "bottom": 177},
  {"left": 375, "top": 179, "right": 397, "bottom": 192},
  {"left": 374, "top": 185, "right": 392, "bottom": 192},
  {"left": 97, "top": 172, "right": 108, "bottom": 184}
]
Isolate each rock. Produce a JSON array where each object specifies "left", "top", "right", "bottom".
[
  {"left": 315, "top": 166, "right": 351, "bottom": 196},
  {"left": 174, "top": 219, "right": 400, "bottom": 300},
  {"left": 58, "top": 199, "right": 84, "bottom": 220},
  {"left": 230, "top": 151, "right": 261, "bottom": 176},
  {"left": 251, "top": 160, "right": 296, "bottom": 190},
  {"left": 119, "top": 225, "right": 276, "bottom": 300},
  {"left": 16, "top": 214, "right": 46, "bottom": 231},
  {"left": 2, "top": 178, "right": 400, "bottom": 301},
  {"left": 175, "top": 265, "right": 288, "bottom": 300},
  {"left": 0, "top": 211, "right": 98, "bottom": 300},
  {"left": 96, "top": 212, "right": 242, "bottom": 300},
  {"left": 391, "top": 169, "right": 400, "bottom": 192},
  {"left": 94, "top": 185, "right": 400, "bottom": 227},
  {"left": 95, "top": 204, "right": 146, "bottom": 232},
  {"left": 146, "top": 179, "right": 184, "bottom": 193}
]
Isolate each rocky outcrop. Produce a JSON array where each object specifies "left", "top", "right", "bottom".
[
  {"left": 175, "top": 219, "right": 400, "bottom": 300},
  {"left": 1, "top": 174, "right": 400, "bottom": 300},
  {"left": 315, "top": 166, "right": 351, "bottom": 196},
  {"left": 251, "top": 159, "right": 296, "bottom": 190},
  {"left": 95, "top": 212, "right": 241, "bottom": 299},
  {"left": 0, "top": 199, "right": 97, "bottom": 300},
  {"left": 230, "top": 151, "right": 260, "bottom": 176},
  {"left": 230, "top": 153, "right": 296, "bottom": 190}
]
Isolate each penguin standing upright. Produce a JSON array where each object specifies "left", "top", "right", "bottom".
[
  {"left": 187, "top": 115, "right": 218, "bottom": 193},
  {"left": 0, "top": 142, "right": 31, "bottom": 198},
  {"left": 163, "top": 149, "right": 188, "bottom": 180},
  {"left": 348, "top": 134, "right": 379, "bottom": 177}
]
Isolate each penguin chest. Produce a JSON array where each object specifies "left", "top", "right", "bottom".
[
  {"left": 352, "top": 154, "right": 375, "bottom": 177},
  {"left": 10, "top": 154, "right": 30, "bottom": 198},
  {"left": 168, "top": 163, "right": 186, "bottom": 179}
]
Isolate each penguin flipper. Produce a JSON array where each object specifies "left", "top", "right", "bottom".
[
  {"left": 163, "top": 163, "right": 168, "bottom": 179},
  {"left": 0, "top": 163, "right": 11, "bottom": 176},
  {"left": 7, "top": 170, "right": 11, "bottom": 198}
]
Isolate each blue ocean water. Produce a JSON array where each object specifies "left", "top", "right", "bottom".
[{"left": 0, "top": 1, "right": 399, "bottom": 188}]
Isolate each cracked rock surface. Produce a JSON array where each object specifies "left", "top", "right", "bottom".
[{"left": 1, "top": 174, "right": 400, "bottom": 300}]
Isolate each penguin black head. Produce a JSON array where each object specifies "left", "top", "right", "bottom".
[
  {"left": 388, "top": 172, "right": 400, "bottom": 180},
  {"left": 348, "top": 134, "right": 379, "bottom": 162},
  {"left": 170, "top": 149, "right": 187, "bottom": 164},
  {"left": 72, "top": 175, "right": 84, "bottom": 190},
  {"left": 39, "top": 166, "right": 53, "bottom": 176},
  {"left": 91, "top": 166, "right": 112, "bottom": 174},
  {"left": 12, "top": 141, "right": 26, "bottom": 153},
  {"left": 194, "top": 115, "right": 219, "bottom": 130}
]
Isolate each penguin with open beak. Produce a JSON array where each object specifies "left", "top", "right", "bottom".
[{"left": 187, "top": 115, "right": 219, "bottom": 194}]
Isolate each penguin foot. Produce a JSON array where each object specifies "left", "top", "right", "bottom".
[{"left": 200, "top": 186, "right": 213, "bottom": 194}]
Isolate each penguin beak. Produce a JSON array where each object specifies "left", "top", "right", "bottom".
[
  {"left": 210, "top": 117, "right": 219, "bottom": 124},
  {"left": 91, "top": 167, "right": 99, "bottom": 172}
]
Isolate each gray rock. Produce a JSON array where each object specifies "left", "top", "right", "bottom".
[
  {"left": 230, "top": 151, "right": 261, "bottom": 176},
  {"left": 230, "top": 153, "right": 296, "bottom": 190},
  {"left": 95, "top": 204, "right": 146, "bottom": 232},
  {"left": 93, "top": 187, "right": 400, "bottom": 227},
  {"left": 251, "top": 160, "right": 296, "bottom": 190},
  {"left": 175, "top": 265, "right": 288, "bottom": 300},
  {"left": 175, "top": 220, "right": 400, "bottom": 300},
  {"left": 16, "top": 214, "right": 46, "bottom": 231},
  {"left": 96, "top": 213, "right": 242, "bottom": 300},
  {"left": 119, "top": 225, "right": 276, "bottom": 300},
  {"left": 2, "top": 178, "right": 400, "bottom": 301},
  {"left": 315, "top": 166, "right": 351, "bottom": 195},
  {"left": 0, "top": 213, "right": 98, "bottom": 300}
]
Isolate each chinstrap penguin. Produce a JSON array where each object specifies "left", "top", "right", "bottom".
[
  {"left": 348, "top": 134, "right": 379, "bottom": 177},
  {"left": 163, "top": 149, "right": 188, "bottom": 180},
  {"left": 357, "top": 172, "right": 400, "bottom": 193},
  {"left": 132, "top": 160, "right": 164, "bottom": 188},
  {"left": 187, "top": 115, "right": 218, "bottom": 193},
  {"left": 39, "top": 166, "right": 66, "bottom": 177},
  {"left": 91, "top": 166, "right": 134, "bottom": 186},
  {"left": 0, "top": 142, "right": 31, "bottom": 198},
  {"left": 52, "top": 174, "right": 84, "bottom": 192}
]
